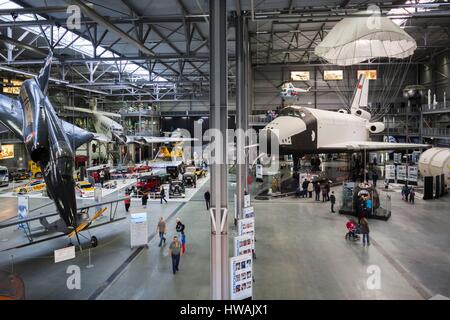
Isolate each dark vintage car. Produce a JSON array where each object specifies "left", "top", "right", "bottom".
[
  {"left": 182, "top": 167, "right": 197, "bottom": 188},
  {"left": 169, "top": 180, "right": 185, "bottom": 198}
]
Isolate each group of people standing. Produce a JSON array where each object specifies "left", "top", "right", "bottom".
[{"left": 401, "top": 185, "right": 416, "bottom": 203}]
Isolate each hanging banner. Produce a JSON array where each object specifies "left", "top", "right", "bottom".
[
  {"left": 130, "top": 212, "right": 148, "bottom": 248},
  {"left": 230, "top": 254, "right": 253, "bottom": 300},
  {"left": 397, "top": 165, "right": 407, "bottom": 181},
  {"left": 234, "top": 234, "right": 254, "bottom": 257},
  {"left": 357, "top": 70, "right": 377, "bottom": 80},
  {"left": 408, "top": 166, "right": 418, "bottom": 182},
  {"left": 256, "top": 164, "right": 263, "bottom": 180},
  {"left": 394, "top": 153, "right": 402, "bottom": 164},
  {"left": 238, "top": 217, "right": 255, "bottom": 237},
  {"left": 324, "top": 70, "right": 343, "bottom": 80},
  {"left": 385, "top": 164, "right": 396, "bottom": 181}
]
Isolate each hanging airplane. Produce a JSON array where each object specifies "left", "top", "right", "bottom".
[
  {"left": 279, "top": 82, "right": 312, "bottom": 99},
  {"left": 261, "top": 74, "right": 430, "bottom": 170},
  {"left": 0, "top": 52, "right": 125, "bottom": 248},
  {"left": 63, "top": 105, "right": 195, "bottom": 145}
]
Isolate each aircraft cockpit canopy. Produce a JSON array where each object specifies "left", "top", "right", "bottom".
[{"left": 279, "top": 107, "right": 307, "bottom": 118}]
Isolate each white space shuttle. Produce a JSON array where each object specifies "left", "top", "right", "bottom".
[{"left": 261, "top": 74, "right": 430, "bottom": 157}]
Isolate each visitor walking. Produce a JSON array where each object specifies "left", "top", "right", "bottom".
[
  {"left": 99, "top": 169, "right": 105, "bottom": 188},
  {"left": 175, "top": 217, "right": 185, "bottom": 240},
  {"left": 181, "top": 232, "right": 186, "bottom": 255},
  {"left": 409, "top": 188, "right": 415, "bottom": 204},
  {"left": 330, "top": 191, "right": 336, "bottom": 213},
  {"left": 124, "top": 194, "right": 131, "bottom": 212},
  {"left": 141, "top": 191, "right": 148, "bottom": 208},
  {"left": 360, "top": 217, "right": 370, "bottom": 246},
  {"left": 372, "top": 172, "right": 378, "bottom": 187},
  {"left": 169, "top": 236, "right": 181, "bottom": 274},
  {"left": 157, "top": 217, "right": 167, "bottom": 247},
  {"left": 204, "top": 190, "right": 211, "bottom": 210},
  {"left": 160, "top": 185, "right": 168, "bottom": 204}
]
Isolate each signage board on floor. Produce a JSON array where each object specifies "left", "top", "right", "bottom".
[
  {"left": 408, "top": 166, "right": 418, "bottom": 183},
  {"left": 130, "top": 212, "right": 148, "bottom": 248},
  {"left": 397, "top": 165, "right": 407, "bottom": 181},
  {"left": 230, "top": 254, "right": 253, "bottom": 300},
  {"left": 234, "top": 234, "right": 254, "bottom": 256},
  {"left": 238, "top": 217, "right": 255, "bottom": 237},
  {"left": 17, "top": 196, "right": 29, "bottom": 231},
  {"left": 385, "top": 164, "right": 396, "bottom": 181},
  {"left": 54, "top": 245, "right": 75, "bottom": 263}
]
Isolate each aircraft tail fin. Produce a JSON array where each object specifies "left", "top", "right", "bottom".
[
  {"left": 350, "top": 74, "right": 368, "bottom": 112},
  {"left": 36, "top": 51, "right": 53, "bottom": 94}
]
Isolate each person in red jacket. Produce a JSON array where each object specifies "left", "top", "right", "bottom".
[{"left": 124, "top": 193, "right": 131, "bottom": 212}]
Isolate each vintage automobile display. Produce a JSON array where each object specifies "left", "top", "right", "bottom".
[
  {"left": 75, "top": 181, "right": 95, "bottom": 198},
  {"left": 13, "top": 180, "right": 46, "bottom": 195},
  {"left": 169, "top": 180, "right": 185, "bottom": 198},
  {"left": 183, "top": 167, "right": 197, "bottom": 188}
]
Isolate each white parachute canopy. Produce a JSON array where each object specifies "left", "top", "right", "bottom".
[{"left": 314, "top": 13, "right": 417, "bottom": 65}]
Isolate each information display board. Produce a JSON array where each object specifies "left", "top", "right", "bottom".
[
  {"left": 54, "top": 246, "right": 76, "bottom": 263},
  {"left": 385, "top": 164, "right": 396, "bottom": 182},
  {"left": 238, "top": 217, "right": 255, "bottom": 237},
  {"left": 234, "top": 234, "right": 254, "bottom": 256},
  {"left": 244, "top": 194, "right": 251, "bottom": 208},
  {"left": 408, "top": 166, "right": 418, "bottom": 183},
  {"left": 230, "top": 254, "right": 253, "bottom": 300},
  {"left": 0, "top": 144, "right": 14, "bottom": 160},
  {"left": 243, "top": 206, "right": 254, "bottom": 219},
  {"left": 17, "top": 196, "right": 29, "bottom": 232},
  {"left": 130, "top": 212, "right": 148, "bottom": 248},
  {"left": 324, "top": 70, "right": 343, "bottom": 80},
  {"left": 291, "top": 71, "right": 310, "bottom": 81},
  {"left": 397, "top": 165, "right": 407, "bottom": 182}
]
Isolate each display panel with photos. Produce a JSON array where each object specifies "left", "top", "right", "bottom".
[
  {"left": 234, "top": 234, "right": 254, "bottom": 256},
  {"left": 291, "top": 71, "right": 310, "bottom": 81},
  {"left": 230, "top": 253, "right": 253, "bottom": 300},
  {"left": 324, "top": 70, "right": 343, "bottom": 80},
  {"left": 0, "top": 144, "right": 14, "bottom": 160},
  {"left": 357, "top": 70, "right": 377, "bottom": 80}
]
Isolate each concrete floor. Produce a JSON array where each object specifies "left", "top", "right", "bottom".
[{"left": 0, "top": 175, "right": 449, "bottom": 299}]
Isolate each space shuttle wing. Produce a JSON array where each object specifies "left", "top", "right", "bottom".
[{"left": 320, "top": 141, "right": 430, "bottom": 152}]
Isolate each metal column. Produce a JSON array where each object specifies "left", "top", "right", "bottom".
[
  {"left": 244, "top": 18, "right": 251, "bottom": 193},
  {"left": 236, "top": 13, "right": 246, "bottom": 222},
  {"left": 209, "top": 0, "right": 229, "bottom": 300}
]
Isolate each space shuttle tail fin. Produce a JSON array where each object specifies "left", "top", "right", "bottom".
[
  {"left": 36, "top": 51, "right": 53, "bottom": 94},
  {"left": 350, "top": 74, "right": 369, "bottom": 112}
]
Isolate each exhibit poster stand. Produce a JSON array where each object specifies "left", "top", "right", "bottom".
[
  {"left": 385, "top": 164, "right": 396, "bottom": 183},
  {"left": 243, "top": 206, "right": 254, "bottom": 219},
  {"left": 238, "top": 217, "right": 255, "bottom": 237},
  {"left": 130, "top": 212, "right": 149, "bottom": 249},
  {"left": 394, "top": 153, "right": 402, "bottom": 164},
  {"left": 17, "top": 196, "right": 30, "bottom": 235},
  {"left": 244, "top": 194, "right": 251, "bottom": 208},
  {"left": 397, "top": 165, "right": 407, "bottom": 184},
  {"left": 230, "top": 253, "right": 253, "bottom": 300},
  {"left": 408, "top": 166, "right": 418, "bottom": 185},
  {"left": 234, "top": 234, "right": 253, "bottom": 256}
]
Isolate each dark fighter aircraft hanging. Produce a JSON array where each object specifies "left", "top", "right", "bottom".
[{"left": 0, "top": 52, "right": 94, "bottom": 238}]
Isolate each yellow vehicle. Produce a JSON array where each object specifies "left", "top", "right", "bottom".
[
  {"left": 13, "top": 179, "right": 46, "bottom": 194},
  {"left": 194, "top": 167, "right": 207, "bottom": 178},
  {"left": 28, "top": 161, "right": 43, "bottom": 179},
  {"left": 75, "top": 181, "right": 95, "bottom": 198},
  {"left": 157, "top": 144, "right": 184, "bottom": 159}
]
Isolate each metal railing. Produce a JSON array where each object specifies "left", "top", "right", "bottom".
[
  {"left": 422, "top": 127, "right": 450, "bottom": 138},
  {"left": 249, "top": 115, "right": 271, "bottom": 125},
  {"left": 119, "top": 109, "right": 161, "bottom": 117},
  {"left": 422, "top": 102, "right": 450, "bottom": 113}
]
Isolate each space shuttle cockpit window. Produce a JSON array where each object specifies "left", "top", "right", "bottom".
[{"left": 279, "top": 107, "right": 301, "bottom": 118}]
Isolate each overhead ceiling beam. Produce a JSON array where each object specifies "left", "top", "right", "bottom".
[{"left": 70, "top": 0, "right": 154, "bottom": 56}]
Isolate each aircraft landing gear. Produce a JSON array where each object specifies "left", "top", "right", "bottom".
[{"left": 90, "top": 236, "right": 98, "bottom": 248}]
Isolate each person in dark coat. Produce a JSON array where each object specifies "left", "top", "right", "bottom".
[
  {"left": 314, "top": 182, "right": 321, "bottom": 201},
  {"left": 372, "top": 172, "right": 379, "bottom": 187},
  {"left": 141, "top": 191, "right": 148, "bottom": 208},
  {"left": 204, "top": 190, "right": 211, "bottom": 210},
  {"left": 330, "top": 191, "right": 336, "bottom": 213},
  {"left": 160, "top": 185, "right": 168, "bottom": 204}
]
